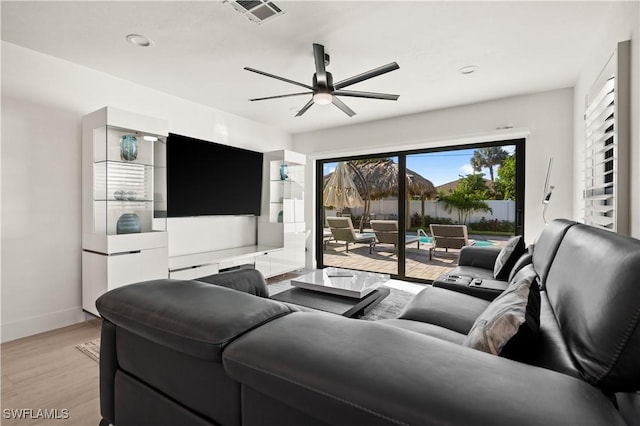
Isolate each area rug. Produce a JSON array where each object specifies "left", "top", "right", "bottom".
[
  {"left": 76, "top": 338, "right": 100, "bottom": 362},
  {"left": 76, "top": 280, "right": 425, "bottom": 362}
]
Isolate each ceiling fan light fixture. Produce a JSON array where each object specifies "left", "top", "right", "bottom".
[
  {"left": 313, "top": 92, "right": 333, "bottom": 105},
  {"left": 245, "top": 43, "right": 399, "bottom": 117}
]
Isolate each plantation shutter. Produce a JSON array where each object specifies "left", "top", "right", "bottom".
[{"left": 583, "top": 40, "right": 630, "bottom": 235}]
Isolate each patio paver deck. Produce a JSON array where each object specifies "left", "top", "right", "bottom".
[{"left": 322, "top": 234, "right": 508, "bottom": 281}]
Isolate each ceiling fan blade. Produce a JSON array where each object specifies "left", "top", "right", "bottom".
[
  {"left": 295, "top": 98, "right": 315, "bottom": 117},
  {"left": 334, "top": 62, "right": 400, "bottom": 90},
  {"left": 249, "top": 92, "right": 312, "bottom": 101},
  {"left": 244, "top": 67, "right": 313, "bottom": 90},
  {"left": 313, "top": 43, "right": 328, "bottom": 89},
  {"left": 333, "top": 90, "right": 399, "bottom": 101},
  {"left": 332, "top": 96, "right": 356, "bottom": 117}
]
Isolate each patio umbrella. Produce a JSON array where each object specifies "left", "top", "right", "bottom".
[{"left": 323, "top": 162, "right": 365, "bottom": 209}]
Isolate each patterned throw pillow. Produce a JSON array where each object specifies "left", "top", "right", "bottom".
[
  {"left": 493, "top": 235, "right": 526, "bottom": 280},
  {"left": 463, "top": 264, "right": 540, "bottom": 359}
]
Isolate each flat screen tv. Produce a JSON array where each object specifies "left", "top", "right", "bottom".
[{"left": 167, "top": 133, "right": 263, "bottom": 217}]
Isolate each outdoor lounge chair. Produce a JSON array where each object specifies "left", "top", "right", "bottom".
[
  {"left": 428, "top": 224, "right": 475, "bottom": 260},
  {"left": 326, "top": 217, "right": 376, "bottom": 253},
  {"left": 370, "top": 220, "right": 420, "bottom": 254}
]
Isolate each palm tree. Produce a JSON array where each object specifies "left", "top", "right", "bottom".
[
  {"left": 438, "top": 191, "right": 493, "bottom": 224},
  {"left": 470, "top": 147, "right": 509, "bottom": 182},
  {"left": 437, "top": 174, "right": 492, "bottom": 224}
]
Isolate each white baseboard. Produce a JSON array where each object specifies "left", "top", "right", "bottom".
[{"left": 1, "top": 307, "right": 87, "bottom": 343}]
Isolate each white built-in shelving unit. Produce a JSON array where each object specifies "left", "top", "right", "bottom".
[
  {"left": 83, "top": 109, "right": 306, "bottom": 295},
  {"left": 82, "top": 107, "right": 169, "bottom": 316}
]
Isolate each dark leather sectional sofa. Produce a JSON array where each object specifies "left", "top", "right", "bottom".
[{"left": 96, "top": 219, "right": 640, "bottom": 425}]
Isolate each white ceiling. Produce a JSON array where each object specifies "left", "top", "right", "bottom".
[{"left": 2, "top": 1, "right": 616, "bottom": 134}]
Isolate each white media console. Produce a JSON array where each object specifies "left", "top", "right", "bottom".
[{"left": 168, "top": 245, "right": 294, "bottom": 280}]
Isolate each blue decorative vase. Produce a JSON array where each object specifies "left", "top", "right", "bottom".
[
  {"left": 279, "top": 164, "right": 288, "bottom": 180},
  {"left": 277, "top": 210, "right": 284, "bottom": 223},
  {"left": 116, "top": 213, "right": 141, "bottom": 234},
  {"left": 120, "top": 135, "right": 138, "bottom": 161}
]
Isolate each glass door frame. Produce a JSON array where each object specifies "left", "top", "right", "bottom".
[{"left": 315, "top": 138, "right": 525, "bottom": 283}]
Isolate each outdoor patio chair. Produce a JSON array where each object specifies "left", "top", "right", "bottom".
[
  {"left": 370, "top": 220, "right": 420, "bottom": 254},
  {"left": 428, "top": 224, "right": 475, "bottom": 260},
  {"left": 322, "top": 228, "right": 333, "bottom": 250},
  {"left": 326, "top": 217, "right": 375, "bottom": 253}
]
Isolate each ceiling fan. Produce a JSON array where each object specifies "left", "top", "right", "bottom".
[{"left": 244, "top": 43, "right": 400, "bottom": 117}]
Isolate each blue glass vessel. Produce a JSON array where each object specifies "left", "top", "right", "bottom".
[
  {"left": 116, "top": 213, "right": 141, "bottom": 234},
  {"left": 120, "top": 135, "right": 138, "bottom": 161}
]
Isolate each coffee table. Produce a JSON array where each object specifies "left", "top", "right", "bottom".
[{"left": 271, "top": 268, "right": 391, "bottom": 318}]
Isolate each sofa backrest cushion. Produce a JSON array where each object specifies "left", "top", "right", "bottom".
[
  {"left": 507, "top": 252, "right": 533, "bottom": 283},
  {"left": 544, "top": 224, "right": 640, "bottom": 392},
  {"left": 531, "top": 219, "right": 576, "bottom": 288},
  {"left": 196, "top": 268, "right": 269, "bottom": 298}
]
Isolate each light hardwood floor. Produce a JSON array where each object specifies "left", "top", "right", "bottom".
[
  {"left": 1, "top": 319, "right": 102, "bottom": 426},
  {"left": 0, "top": 273, "right": 378, "bottom": 426},
  {"left": 0, "top": 277, "right": 295, "bottom": 426}
]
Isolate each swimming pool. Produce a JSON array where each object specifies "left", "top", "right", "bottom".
[{"left": 417, "top": 236, "right": 495, "bottom": 247}]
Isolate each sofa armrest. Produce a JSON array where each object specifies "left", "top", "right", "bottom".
[
  {"left": 458, "top": 245, "right": 501, "bottom": 269},
  {"left": 196, "top": 268, "right": 269, "bottom": 298},
  {"left": 96, "top": 279, "right": 291, "bottom": 361},
  {"left": 224, "top": 313, "right": 624, "bottom": 426}
]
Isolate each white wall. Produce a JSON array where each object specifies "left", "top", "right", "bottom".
[
  {"left": 572, "top": 2, "right": 640, "bottom": 238},
  {"left": 1, "top": 42, "right": 291, "bottom": 342},
  {"left": 294, "top": 88, "right": 575, "bottom": 266},
  {"left": 330, "top": 200, "right": 516, "bottom": 224}
]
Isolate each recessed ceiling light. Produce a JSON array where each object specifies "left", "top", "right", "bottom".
[
  {"left": 459, "top": 65, "right": 478, "bottom": 75},
  {"left": 126, "top": 34, "right": 153, "bottom": 47}
]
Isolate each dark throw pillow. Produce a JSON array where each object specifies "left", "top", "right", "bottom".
[
  {"left": 493, "top": 235, "right": 526, "bottom": 280},
  {"left": 463, "top": 264, "right": 540, "bottom": 361}
]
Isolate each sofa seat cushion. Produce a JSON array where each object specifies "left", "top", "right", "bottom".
[
  {"left": 96, "top": 279, "right": 293, "bottom": 361},
  {"left": 463, "top": 265, "right": 540, "bottom": 361},
  {"left": 398, "top": 286, "right": 490, "bottom": 335},
  {"left": 377, "top": 318, "right": 466, "bottom": 344}
]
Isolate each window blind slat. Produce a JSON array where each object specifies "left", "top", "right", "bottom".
[
  {"left": 583, "top": 41, "right": 630, "bottom": 235},
  {"left": 585, "top": 103, "right": 614, "bottom": 132},
  {"left": 585, "top": 214, "right": 614, "bottom": 227},
  {"left": 584, "top": 77, "right": 614, "bottom": 117}
]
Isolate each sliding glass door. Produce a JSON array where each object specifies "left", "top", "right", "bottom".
[
  {"left": 320, "top": 156, "right": 399, "bottom": 276},
  {"left": 404, "top": 143, "right": 522, "bottom": 280},
  {"left": 316, "top": 139, "right": 524, "bottom": 283}
]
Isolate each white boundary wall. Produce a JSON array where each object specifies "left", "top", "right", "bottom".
[{"left": 326, "top": 199, "right": 515, "bottom": 223}]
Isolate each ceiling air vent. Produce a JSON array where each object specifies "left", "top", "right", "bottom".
[{"left": 224, "top": 0, "right": 284, "bottom": 24}]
